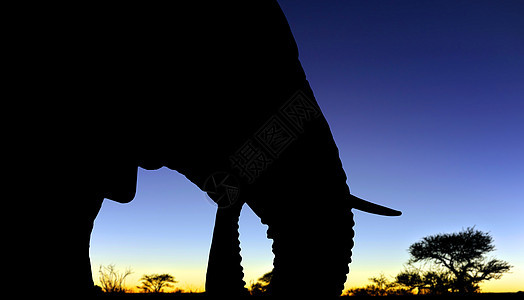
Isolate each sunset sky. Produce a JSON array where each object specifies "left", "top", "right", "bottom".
[{"left": 91, "top": 0, "right": 523, "bottom": 293}]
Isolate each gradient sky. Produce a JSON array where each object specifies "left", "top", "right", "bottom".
[{"left": 91, "top": 0, "right": 524, "bottom": 293}]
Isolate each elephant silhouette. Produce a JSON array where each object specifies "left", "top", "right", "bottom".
[{"left": 35, "top": 1, "right": 400, "bottom": 296}]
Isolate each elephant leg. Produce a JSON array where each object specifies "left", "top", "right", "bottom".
[
  {"left": 64, "top": 194, "right": 104, "bottom": 295},
  {"left": 84, "top": 196, "right": 104, "bottom": 293},
  {"left": 205, "top": 202, "right": 249, "bottom": 295}
]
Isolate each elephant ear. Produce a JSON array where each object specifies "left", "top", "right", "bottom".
[{"left": 350, "top": 194, "right": 402, "bottom": 216}]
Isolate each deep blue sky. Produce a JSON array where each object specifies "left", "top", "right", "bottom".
[{"left": 91, "top": 1, "right": 524, "bottom": 292}]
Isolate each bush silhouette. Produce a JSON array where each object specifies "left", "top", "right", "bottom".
[
  {"left": 249, "top": 270, "right": 273, "bottom": 295},
  {"left": 98, "top": 264, "right": 133, "bottom": 293},
  {"left": 343, "top": 274, "right": 412, "bottom": 296}
]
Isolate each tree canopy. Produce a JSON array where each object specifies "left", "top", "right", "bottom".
[
  {"left": 398, "top": 227, "right": 512, "bottom": 294},
  {"left": 137, "top": 273, "right": 178, "bottom": 293}
]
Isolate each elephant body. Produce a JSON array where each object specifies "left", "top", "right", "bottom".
[{"left": 32, "top": 1, "right": 399, "bottom": 296}]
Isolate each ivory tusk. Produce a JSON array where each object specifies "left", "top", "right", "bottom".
[{"left": 350, "top": 194, "right": 402, "bottom": 216}]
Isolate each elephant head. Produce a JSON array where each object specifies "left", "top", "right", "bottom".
[
  {"left": 203, "top": 85, "right": 400, "bottom": 296},
  {"left": 35, "top": 1, "right": 400, "bottom": 296}
]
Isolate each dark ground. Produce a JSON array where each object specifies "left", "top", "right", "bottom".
[{"left": 91, "top": 292, "right": 523, "bottom": 298}]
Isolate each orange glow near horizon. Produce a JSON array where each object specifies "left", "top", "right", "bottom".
[{"left": 91, "top": 265, "right": 523, "bottom": 294}]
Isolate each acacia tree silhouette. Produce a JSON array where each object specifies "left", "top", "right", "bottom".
[
  {"left": 397, "top": 227, "right": 512, "bottom": 294},
  {"left": 137, "top": 274, "right": 178, "bottom": 293}
]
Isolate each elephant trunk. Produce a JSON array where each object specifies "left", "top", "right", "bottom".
[{"left": 266, "top": 210, "right": 355, "bottom": 296}]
